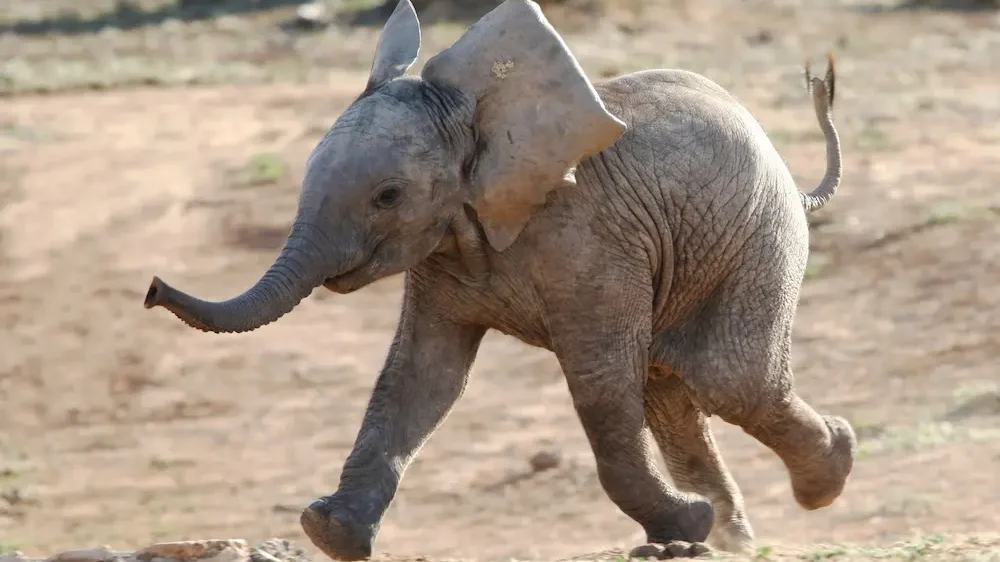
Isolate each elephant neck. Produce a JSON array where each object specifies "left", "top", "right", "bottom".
[{"left": 430, "top": 206, "right": 490, "bottom": 283}]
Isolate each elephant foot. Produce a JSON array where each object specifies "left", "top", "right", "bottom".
[
  {"left": 629, "top": 542, "right": 711, "bottom": 559},
  {"left": 705, "top": 515, "right": 755, "bottom": 554},
  {"left": 792, "top": 415, "right": 857, "bottom": 510},
  {"left": 645, "top": 498, "right": 714, "bottom": 546},
  {"left": 300, "top": 498, "right": 375, "bottom": 561}
]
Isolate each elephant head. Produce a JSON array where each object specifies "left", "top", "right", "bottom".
[{"left": 142, "top": 0, "right": 626, "bottom": 334}]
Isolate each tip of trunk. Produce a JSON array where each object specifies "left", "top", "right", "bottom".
[
  {"left": 142, "top": 275, "right": 216, "bottom": 333},
  {"left": 143, "top": 276, "right": 168, "bottom": 309}
]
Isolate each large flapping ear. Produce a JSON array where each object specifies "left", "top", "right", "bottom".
[
  {"left": 367, "top": 0, "right": 422, "bottom": 90},
  {"left": 421, "top": 0, "right": 626, "bottom": 252}
]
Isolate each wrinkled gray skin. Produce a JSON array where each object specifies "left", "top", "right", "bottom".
[{"left": 143, "top": 0, "right": 856, "bottom": 558}]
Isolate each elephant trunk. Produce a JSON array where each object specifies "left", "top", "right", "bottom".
[{"left": 143, "top": 220, "right": 336, "bottom": 334}]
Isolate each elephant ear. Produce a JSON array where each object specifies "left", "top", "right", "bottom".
[
  {"left": 367, "top": 0, "right": 421, "bottom": 90},
  {"left": 421, "top": 0, "right": 626, "bottom": 252}
]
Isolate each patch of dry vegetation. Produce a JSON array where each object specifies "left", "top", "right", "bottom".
[
  {"left": 564, "top": 534, "right": 1000, "bottom": 561},
  {"left": 2, "top": 535, "right": 998, "bottom": 562},
  {"left": 0, "top": 0, "right": 652, "bottom": 94},
  {"left": 739, "top": 534, "right": 1000, "bottom": 561}
]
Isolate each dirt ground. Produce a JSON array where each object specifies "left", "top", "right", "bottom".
[{"left": 2, "top": 0, "right": 999, "bottom": 560}]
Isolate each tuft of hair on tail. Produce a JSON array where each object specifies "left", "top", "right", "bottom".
[{"left": 804, "top": 52, "right": 836, "bottom": 109}]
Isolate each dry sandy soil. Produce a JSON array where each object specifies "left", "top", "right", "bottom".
[{"left": 1, "top": 0, "right": 1000, "bottom": 560}]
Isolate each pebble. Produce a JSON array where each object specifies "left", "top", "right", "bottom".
[
  {"left": 44, "top": 548, "right": 119, "bottom": 562},
  {"left": 295, "top": 2, "right": 331, "bottom": 29},
  {"left": 251, "top": 540, "right": 310, "bottom": 562},
  {"left": 134, "top": 541, "right": 248, "bottom": 562},
  {"left": 528, "top": 449, "right": 562, "bottom": 472}
]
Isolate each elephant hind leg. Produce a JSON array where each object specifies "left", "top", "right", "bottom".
[
  {"left": 657, "top": 294, "right": 857, "bottom": 512},
  {"left": 744, "top": 391, "right": 857, "bottom": 510},
  {"left": 644, "top": 370, "right": 755, "bottom": 553}
]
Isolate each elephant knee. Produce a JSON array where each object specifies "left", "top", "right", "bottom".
[{"left": 687, "top": 380, "right": 791, "bottom": 430}]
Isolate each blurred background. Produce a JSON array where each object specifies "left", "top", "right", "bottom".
[{"left": 1, "top": 0, "right": 999, "bottom": 559}]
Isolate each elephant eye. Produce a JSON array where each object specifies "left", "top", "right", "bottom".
[{"left": 373, "top": 185, "right": 403, "bottom": 209}]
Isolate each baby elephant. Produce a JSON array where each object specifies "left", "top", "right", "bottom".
[{"left": 143, "top": 0, "right": 856, "bottom": 558}]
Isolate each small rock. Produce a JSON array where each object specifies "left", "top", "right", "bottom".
[
  {"left": 203, "top": 549, "right": 247, "bottom": 562},
  {"left": 661, "top": 542, "right": 691, "bottom": 558},
  {"left": 251, "top": 540, "right": 310, "bottom": 562},
  {"left": 628, "top": 544, "right": 665, "bottom": 559},
  {"left": 528, "top": 449, "right": 561, "bottom": 472},
  {"left": 44, "top": 548, "right": 118, "bottom": 562},
  {"left": 1, "top": 552, "right": 27, "bottom": 562},
  {"left": 249, "top": 552, "right": 279, "bottom": 562},
  {"left": 689, "top": 542, "right": 711, "bottom": 556},
  {"left": 160, "top": 18, "right": 184, "bottom": 32},
  {"left": 135, "top": 541, "right": 248, "bottom": 562},
  {"left": 295, "top": 2, "right": 331, "bottom": 29},
  {"left": 746, "top": 29, "right": 773, "bottom": 45}
]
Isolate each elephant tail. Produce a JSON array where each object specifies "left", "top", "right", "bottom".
[{"left": 799, "top": 52, "right": 842, "bottom": 214}]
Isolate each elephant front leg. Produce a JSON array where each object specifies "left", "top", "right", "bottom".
[{"left": 300, "top": 301, "right": 486, "bottom": 561}]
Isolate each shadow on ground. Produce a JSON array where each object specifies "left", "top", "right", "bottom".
[
  {"left": 853, "top": 0, "right": 998, "bottom": 13},
  {"left": 0, "top": 0, "right": 304, "bottom": 36},
  {"left": 7, "top": 0, "right": 995, "bottom": 37},
  {"left": 338, "top": 0, "right": 612, "bottom": 28}
]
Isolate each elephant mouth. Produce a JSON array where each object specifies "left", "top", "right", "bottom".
[
  {"left": 323, "top": 263, "right": 372, "bottom": 294},
  {"left": 323, "top": 274, "right": 360, "bottom": 294},
  {"left": 324, "top": 244, "right": 386, "bottom": 294}
]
